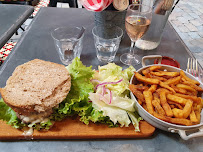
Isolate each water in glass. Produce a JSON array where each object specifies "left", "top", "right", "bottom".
[{"left": 96, "top": 43, "right": 117, "bottom": 62}]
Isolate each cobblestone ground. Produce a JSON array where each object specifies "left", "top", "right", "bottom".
[{"left": 169, "top": 0, "right": 203, "bottom": 67}]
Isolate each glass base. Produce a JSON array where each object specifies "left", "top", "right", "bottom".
[
  {"left": 135, "top": 39, "right": 160, "bottom": 50},
  {"left": 120, "top": 53, "right": 141, "bottom": 66}
]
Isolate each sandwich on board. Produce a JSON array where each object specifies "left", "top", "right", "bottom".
[{"left": 0, "top": 59, "right": 71, "bottom": 125}]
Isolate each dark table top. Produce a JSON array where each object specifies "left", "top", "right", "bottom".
[
  {"left": 0, "top": 7, "right": 202, "bottom": 152},
  {"left": 0, "top": 4, "right": 34, "bottom": 48}
]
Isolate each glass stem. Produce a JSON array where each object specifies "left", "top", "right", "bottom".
[{"left": 129, "top": 41, "right": 136, "bottom": 56}]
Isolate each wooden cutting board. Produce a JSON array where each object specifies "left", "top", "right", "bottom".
[{"left": 0, "top": 117, "right": 155, "bottom": 140}]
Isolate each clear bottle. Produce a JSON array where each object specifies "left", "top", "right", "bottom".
[{"left": 135, "top": 0, "right": 175, "bottom": 50}]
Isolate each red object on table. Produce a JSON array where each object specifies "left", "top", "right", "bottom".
[
  {"left": 154, "top": 56, "right": 180, "bottom": 68},
  {"left": 0, "top": 42, "right": 16, "bottom": 65},
  {"left": 81, "top": 0, "right": 113, "bottom": 11}
]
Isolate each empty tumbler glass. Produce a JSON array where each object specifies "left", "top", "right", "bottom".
[
  {"left": 51, "top": 26, "right": 85, "bottom": 65},
  {"left": 92, "top": 25, "right": 123, "bottom": 63}
]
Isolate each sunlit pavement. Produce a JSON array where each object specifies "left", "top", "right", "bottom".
[{"left": 169, "top": 0, "right": 203, "bottom": 66}]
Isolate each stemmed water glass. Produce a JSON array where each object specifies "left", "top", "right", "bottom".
[{"left": 120, "top": 4, "right": 152, "bottom": 65}]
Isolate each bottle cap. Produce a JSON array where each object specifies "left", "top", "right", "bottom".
[{"left": 113, "top": 0, "right": 129, "bottom": 11}]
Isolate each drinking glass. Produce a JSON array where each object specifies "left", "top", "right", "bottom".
[
  {"left": 135, "top": 0, "right": 175, "bottom": 50},
  {"left": 92, "top": 25, "right": 123, "bottom": 63},
  {"left": 51, "top": 26, "right": 85, "bottom": 65},
  {"left": 120, "top": 4, "right": 152, "bottom": 65}
]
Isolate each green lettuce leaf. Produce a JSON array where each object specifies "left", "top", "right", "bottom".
[
  {"left": 50, "top": 57, "right": 95, "bottom": 121},
  {"left": 78, "top": 103, "right": 117, "bottom": 127},
  {"left": 127, "top": 111, "right": 143, "bottom": 132},
  {"left": 95, "top": 63, "right": 136, "bottom": 96},
  {"left": 28, "top": 119, "right": 53, "bottom": 130},
  {"left": 89, "top": 93, "right": 131, "bottom": 127},
  {"left": 57, "top": 57, "right": 115, "bottom": 127},
  {"left": 123, "top": 65, "right": 136, "bottom": 80},
  {"left": 0, "top": 98, "right": 25, "bottom": 129},
  {"left": 0, "top": 98, "right": 53, "bottom": 130},
  {"left": 89, "top": 63, "right": 142, "bottom": 131}
]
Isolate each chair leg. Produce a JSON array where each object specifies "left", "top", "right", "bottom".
[
  {"left": 20, "top": 26, "right": 25, "bottom": 31},
  {"left": 15, "top": 26, "right": 25, "bottom": 35},
  {"left": 73, "top": 0, "right": 78, "bottom": 8},
  {"left": 68, "top": 0, "right": 78, "bottom": 7},
  {"left": 49, "top": 0, "right": 57, "bottom": 7}
]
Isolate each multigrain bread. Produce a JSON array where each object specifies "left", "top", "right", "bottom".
[{"left": 0, "top": 59, "right": 71, "bottom": 123}]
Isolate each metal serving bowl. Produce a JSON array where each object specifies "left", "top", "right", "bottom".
[{"left": 130, "top": 64, "right": 203, "bottom": 140}]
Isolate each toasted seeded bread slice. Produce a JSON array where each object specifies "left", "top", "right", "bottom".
[{"left": 0, "top": 59, "right": 71, "bottom": 115}]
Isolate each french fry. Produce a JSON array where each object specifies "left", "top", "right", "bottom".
[
  {"left": 176, "top": 84, "right": 197, "bottom": 93},
  {"left": 142, "top": 66, "right": 162, "bottom": 76},
  {"left": 170, "top": 104, "right": 175, "bottom": 109},
  {"left": 134, "top": 72, "right": 160, "bottom": 85},
  {"left": 153, "top": 112, "right": 192, "bottom": 126},
  {"left": 160, "top": 81, "right": 176, "bottom": 93},
  {"left": 129, "top": 84, "right": 145, "bottom": 102},
  {"left": 170, "top": 84, "right": 187, "bottom": 94},
  {"left": 142, "top": 103, "right": 148, "bottom": 111},
  {"left": 168, "top": 101, "right": 183, "bottom": 109},
  {"left": 138, "top": 99, "right": 142, "bottom": 105},
  {"left": 190, "top": 108, "right": 198, "bottom": 123},
  {"left": 148, "top": 85, "right": 157, "bottom": 93},
  {"left": 199, "top": 97, "right": 203, "bottom": 107},
  {"left": 164, "top": 76, "right": 181, "bottom": 85},
  {"left": 160, "top": 90, "right": 173, "bottom": 117},
  {"left": 153, "top": 92, "right": 160, "bottom": 104},
  {"left": 172, "top": 100, "right": 193, "bottom": 118},
  {"left": 153, "top": 92, "right": 159, "bottom": 98},
  {"left": 156, "top": 88, "right": 171, "bottom": 94},
  {"left": 182, "top": 100, "right": 193, "bottom": 118},
  {"left": 142, "top": 68, "right": 150, "bottom": 76},
  {"left": 143, "top": 91, "right": 154, "bottom": 115},
  {"left": 195, "top": 110, "right": 201, "bottom": 123},
  {"left": 186, "top": 91, "right": 197, "bottom": 96},
  {"left": 150, "top": 75, "right": 168, "bottom": 81},
  {"left": 172, "top": 108, "right": 184, "bottom": 118},
  {"left": 129, "top": 84, "right": 148, "bottom": 91},
  {"left": 196, "top": 105, "right": 202, "bottom": 112},
  {"left": 180, "top": 70, "right": 200, "bottom": 85},
  {"left": 181, "top": 77, "right": 187, "bottom": 82},
  {"left": 182, "top": 81, "right": 203, "bottom": 92},
  {"left": 167, "top": 94, "right": 189, "bottom": 105},
  {"left": 151, "top": 71, "right": 179, "bottom": 77},
  {"left": 175, "top": 93, "right": 201, "bottom": 104},
  {"left": 193, "top": 102, "right": 198, "bottom": 109},
  {"left": 152, "top": 99, "right": 166, "bottom": 115},
  {"left": 163, "top": 75, "right": 176, "bottom": 80}
]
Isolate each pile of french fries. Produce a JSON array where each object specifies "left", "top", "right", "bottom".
[{"left": 129, "top": 66, "right": 203, "bottom": 126}]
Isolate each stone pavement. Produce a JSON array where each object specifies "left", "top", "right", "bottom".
[{"left": 169, "top": 0, "right": 203, "bottom": 67}]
